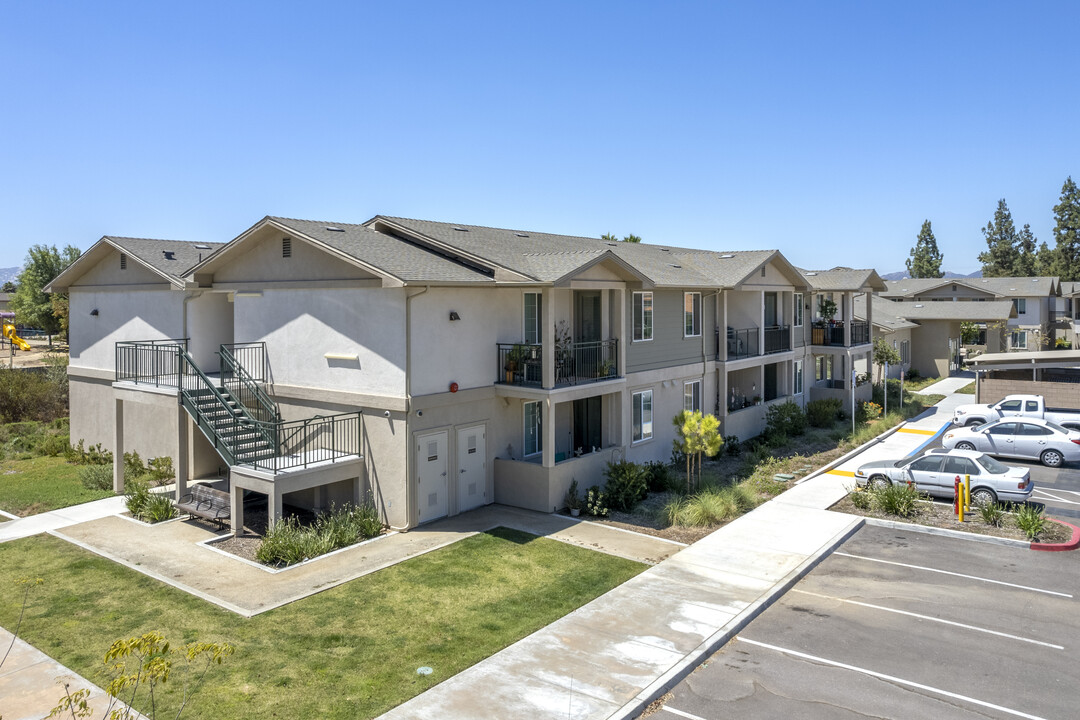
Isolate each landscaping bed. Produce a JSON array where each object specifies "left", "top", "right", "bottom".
[
  {"left": 831, "top": 493, "right": 1072, "bottom": 544},
  {"left": 0, "top": 528, "right": 645, "bottom": 720}
]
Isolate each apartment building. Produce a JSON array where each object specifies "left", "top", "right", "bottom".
[{"left": 50, "top": 216, "right": 879, "bottom": 531}]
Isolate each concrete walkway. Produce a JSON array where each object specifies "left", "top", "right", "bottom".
[
  {"left": 380, "top": 394, "right": 971, "bottom": 720},
  {"left": 913, "top": 372, "right": 974, "bottom": 396},
  {"left": 0, "top": 495, "right": 128, "bottom": 544}
]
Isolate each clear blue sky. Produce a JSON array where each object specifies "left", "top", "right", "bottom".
[{"left": 2, "top": 1, "right": 1077, "bottom": 275}]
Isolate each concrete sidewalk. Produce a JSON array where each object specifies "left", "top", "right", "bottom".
[
  {"left": 380, "top": 393, "right": 972, "bottom": 720},
  {"left": 0, "top": 495, "right": 128, "bottom": 544}
]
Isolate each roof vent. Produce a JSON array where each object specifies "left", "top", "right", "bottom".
[
  {"left": 805, "top": 272, "right": 817, "bottom": 276},
  {"left": 120, "top": 254, "right": 127, "bottom": 270},
  {"left": 514, "top": 232, "right": 529, "bottom": 238},
  {"left": 718, "top": 254, "right": 734, "bottom": 259},
  {"left": 606, "top": 243, "right": 617, "bottom": 246},
  {"left": 914, "top": 304, "right": 924, "bottom": 308},
  {"left": 282, "top": 237, "right": 292, "bottom": 258},
  {"left": 325, "top": 227, "right": 345, "bottom": 232},
  {"left": 162, "top": 251, "right": 176, "bottom": 260},
  {"left": 452, "top": 227, "right": 469, "bottom": 232},
  {"left": 1009, "top": 288, "right": 1017, "bottom": 291},
  {"left": 669, "top": 264, "right": 682, "bottom": 268},
  {"left": 193, "top": 244, "right": 211, "bottom": 250},
  {"left": 660, "top": 248, "right": 670, "bottom": 252}
]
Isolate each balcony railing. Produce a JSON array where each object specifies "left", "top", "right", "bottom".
[
  {"left": 811, "top": 321, "right": 870, "bottom": 347},
  {"left": 116, "top": 339, "right": 188, "bottom": 387},
  {"left": 497, "top": 339, "right": 619, "bottom": 388},
  {"left": 724, "top": 327, "right": 760, "bottom": 360},
  {"left": 764, "top": 325, "right": 791, "bottom": 354},
  {"left": 851, "top": 320, "right": 870, "bottom": 345}
]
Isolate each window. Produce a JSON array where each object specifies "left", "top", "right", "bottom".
[
  {"left": 944, "top": 456, "right": 978, "bottom": 476},
  {"left": 523, "top": 401, "right": 542, "bottom": 457},
  {"left": 1025, "top": 400, "right": 1039, "bottom": 412},
  {"left": 523, "top": 292, "right": 542, "bottom": 344},
  {"left": 1011, "top": 330, "right": 1027, "bottom": 349},
  {"left": 988, "top": 422, "right": 1017, "bottom": 435},
  {"left": 910, "top": 456, "right": 943, "bottom": 472},
  {"left": 900, "top": 340, "right": 910, "bottom": 364},
  {"left": 793, "top": 359, "right": 804, "bottom": 395},
  {"left": 632, "top": 390, "right": 653, "bottom": 442},
  {"left": 1013, "top": 298, "right": 1026, "bottom": 314},
  {"left": 683, "top": 381, "right": 701, "bottom": 413},
  {"left": 633, "top": 292, "right": 653, "bottom": 341},
  {"left": 794, "top": 293, "right": 804, "bottom": 327},
  {"left": 684, "top": 292, "right": 701, "bottom": 337},
  {"left": 1020, "top": 423, "right": 1051, "bottom": 435}
]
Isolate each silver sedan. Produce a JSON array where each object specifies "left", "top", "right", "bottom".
[
  {"left": 942, "top": 417, "right": 1080, "bottom": 468},
  {"left": 854, "top": 449, "right": 1033, "bottom": 505}
]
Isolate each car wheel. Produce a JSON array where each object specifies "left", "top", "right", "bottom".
[
  {"left": 965, "top": 419, "right": 984, "bottom": 428},
  {"left": 870, "top": 475, "right": 890, "bottom": 490},
  {"left": 970, "top": 487, "right": 997, "bottom": 506},
  {"left": 956, "top": 441, "right": 976, "bottom": 451},
  {"left": 1041, "top": 449, "right": 1063, "bottom": 468}
]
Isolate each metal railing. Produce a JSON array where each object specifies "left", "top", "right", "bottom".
[
  {"left": 497, "top": 339, "right": 619, "bottom": 387},
  {"left": 219, "top": 343, "right": 279, "bottom": 424},
  {"left": 850, "top": 320, "right": 870, "bottom": 346},
  {"left": 116, "top": 339, "right": 188, "bottom": 387},
  {"left": 220, "top": 342, "right": 271, "bottom": 382},
  {"left": 764, "top": 325, "right": 791, "bottom": 354},
  {"left": 724, "top": 327, "right": 759, "bottom": 360},
  {"left": 256, "top": 412, "right": 364, "bottom": 472}
]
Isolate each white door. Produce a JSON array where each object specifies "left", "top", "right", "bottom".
[
  {"left": 417, "top": 431, "right": 448, "bottom": 524},
  {"left": 456, "top": 425, "right": 486, "bottom": 513}
]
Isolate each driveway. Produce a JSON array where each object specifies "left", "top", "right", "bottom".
[{"left": 649, "top": 523, "right": 1080, "bottom": 719}]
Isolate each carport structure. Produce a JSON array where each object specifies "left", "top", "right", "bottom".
[{"left": 969, "top": 349, "right": 1080, "bottom": 403}]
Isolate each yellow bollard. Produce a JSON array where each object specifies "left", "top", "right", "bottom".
[
  {"left": 958, "top": 481, "right": 964, "bottom": 523},
  {"left": 964, "top": 474, "right": 971, "bottom": 513}
]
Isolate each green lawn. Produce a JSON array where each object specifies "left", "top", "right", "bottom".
[
  {"left": 0, "top": 455, "right": 113, "bottom": 516},
  {"left": 0, "top": 529, "right": 645, "bottom": 719},
  {"left": 956, "top": 381, "right": 976, "bottom": 394}
]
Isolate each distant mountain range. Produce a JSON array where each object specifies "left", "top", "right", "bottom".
[
  {"left": 0, "top": 267, "right": 19, "bottom": 285},
  {"left": 879, "top": 269, "right": 982, "bottom": 281}
]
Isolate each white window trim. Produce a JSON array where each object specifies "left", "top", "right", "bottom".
[
  {"left": 684, "top": 292, "right": 701, "bottom": 338},
  {"left": 523, "top": 292, "right": 541, "bottom": 345},
  {"left": 793, "top": 359, "right": 804, "bottom": 395},
  {"left": 683, "top": 380, "right": 701, "bottom": 412},
  {"left": 794, "top": 293, "right": 804, "bottom": 327},
  {"left": 633, "top": 291, "right": 654, "bottom": 342},
  {"left": 523, "top": 401, "right": 542, "bottom": 457},
  {"left": 632, "top": 389, "right": 653, "bottom": 443}
]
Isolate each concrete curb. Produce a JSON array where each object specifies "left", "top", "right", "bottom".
[
  {"left": 608, "top": 516, "right": 865, "bottom": 720},
  {"left": 794, "top": 425, "right": 904, "bottom": 486},
  {"left": 1031, "top": 519, "right": 1080, "bottom": 552},
  {"left": 863, "top": 517, "right": 1033, "bottom": 548}
]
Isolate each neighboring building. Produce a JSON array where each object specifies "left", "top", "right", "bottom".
[
  {"left": 855, "top": 295, "right": 916, "bottom": 382},
  {"left": 50, "top": 216, "right": 881, "bottom": 532},
  {"left": 881, "top": 277, "right": 1058, "bottom": 353}
]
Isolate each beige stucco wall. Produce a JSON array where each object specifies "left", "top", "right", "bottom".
[
  {"left": 69, "top": 288, "right": 185, "bottom": 371},
  {"left": 233, "top": 287, "right": 406, "bottom": 398},
  {"left": 211, "top": 228, "right": 380, "bottom": 284},
  {"left": 910, "top": 319, "right": 957, "bottom": 378},
  {"left": 74, "top": 247, "right": 165, "bottom": 286},
  {"left": 186, "top": 292, "right": 234, "bottom": 369}
]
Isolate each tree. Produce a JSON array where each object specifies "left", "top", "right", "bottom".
[
  {"left": 621, "top": 234, "right": 642, "bottom": 243},
  {"left": 872, "top": 337, "right": 900, "bottom": 384},
  {"left": 1035, "top": 240, "right": 1055, "bottom": 277},
  {"left": 1014, "top": 223, "right": 1039, "bottom": 276},
  {"left": 977, "top": 199, "right": 1020, "bottom": 277},
  {"left": 601, "top": 233, "right": 618, "bottom": 242},
  {"left": 905, "top": 220, "right": 944, "bottom": 278},
  {"left": 10, "top": 244, "right": 80, "bottom": 341},
  {"left": 672, "top": 410, "right": 723, "bottom": 491},
  {"left": 0, "top": 281, "right": 16, "bottom": 293},
  {"left": 1050, "top": 176, "right": 1080, "bottom": 282},
  {"left": 960, "top": 322, "right": 980, "bottom": 345}
]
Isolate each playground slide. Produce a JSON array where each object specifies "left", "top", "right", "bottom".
[{"left": 3, "top": 324, "right": 31, "bottom": 351}]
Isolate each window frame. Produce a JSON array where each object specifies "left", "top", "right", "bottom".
[
  {"left": 684, "top": 292, "right": 701, "bottom": 338},
  {"left": 793, "top": 359, "right": 804, "bottom": 395},
  {"left": 523, "top": 292, "right": 542, "bottom": 345},
  {"left": 632, "top": 389, "right": 653, "bottom": 443},
  {"left": 683, "top": 380, "right": 701, "bottom": 413},
  {"left": 1013, "top": 298, "right": 1027, "bottom": 315},
  {"left": 523, "top": 401, "right": 542, "bottom": 457},
  {"left": 633, "top": 292, "right": 654, "bottom": 342},
  {"left": 1011, "top": 330, "right": 1027, "bottom": 349},
  {"left": 793, "top": 293, "right": 804, "bottom": 327}
]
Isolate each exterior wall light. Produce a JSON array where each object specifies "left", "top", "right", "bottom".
[
  {"left": 90, "top": 308, "right": 99, "bottom": 316},
  {"left": 449, "top": 311, "right": 461, "bottom": 321}
]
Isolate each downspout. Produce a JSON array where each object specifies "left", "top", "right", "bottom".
[{"left": 392, "top": 285, "right": 429, "bottom": 532}]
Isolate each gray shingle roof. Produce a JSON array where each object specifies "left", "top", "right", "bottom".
[
  {"left": 798, "top": 267, "right": 887, "bottom": 292},
  {"left": 854, "top": 295, "right": 918, "bottom": 331},
  {"left": 267, "top": 218, "right": 495, "bottom": 284},
  {"left": 883, "top": 276, "right": 1057, "bottom": 298},
  {"left": 105, "top": 237, "right": 224, "bottom": 281},
  {"left": 885, "top": 299, "right": 1016, "bottom": 321}
]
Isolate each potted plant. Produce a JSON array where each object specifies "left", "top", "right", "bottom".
[
  {"left": 598, "top": 359, "right": 615, "bottom": 378},
  {"left": 564, "top": 479, "right": 582, "bottom": 517},
  {"left": 819, "top": 297, "right": 838, "bottom": 326},
  {"left": 504, "top": 344, "right": 530, "bottom": 383}
]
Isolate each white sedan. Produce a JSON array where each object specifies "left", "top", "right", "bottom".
[
  {"left": 942, "top": 417, "right": 1080, "bottom": 468},
  {"left": 854, "top": 449, "right": 1033, "bottom": 505}
]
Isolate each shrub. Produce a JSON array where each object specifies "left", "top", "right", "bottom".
[
  {"left": 764, "top": 429, "right": 788, "bottom": 448},
  {"left": 147, "top": 456, "right": 174, "bottom": 485},
  {"left": 643, "top": 461, "right": 676, "bottom": 493},
  {"left": 123, "top": 451, "right": 145, "bottom": 481},
  {"left": 66, "top": 439, "right": 112, "bottom": 466},
  {"left": 849, "top": 487, "right": 873, "bottom": 510},
  {"left": 256, "top": 503, "right": 383, "bottom": 566},
  {"left": 142, "top": 493, "right": 177, "bottom": 523},
  {"left": 1014, "top": 502, "right": 1047, "bottom": 541},
  {"left": 0, "top": 368, "right": 67, "bottom": 424},
  {"left": 978, "top": 501, "right": 1006, "bottom": 528},
  {"left": 724, "top": 435, "right": 741, "bottom": 456},
  {"left": 79, "top": 463, "right": 113, "bottom": 491},
  {"left": 906, "top": 367, "right": 920, "bottom": 380},
  {"left": 603, "top": 460, "right": 648, "bottom": 512},
  {"left": 872, "top": 482, "right": 920, "bottom": 517},
  {"left": 124, "top": 477, "right": 152, "bottom": 519},
  {"left": 858, "top": 401, "right": 883, "bottom": 422},
  {"left": 662, "top": 484, "right": 757, "bottom": 527},
  {"left": 585, "top": 485, "right": 608, "bottom": 517},
  {"left": 807, "top": 398, "right": 842, "bottom": 428},
  {"left": 564, "top": 479, "right": 582, "bottom": 511},
  {"left": 766, "top": 401, "right": 807, "bottom": 437}
]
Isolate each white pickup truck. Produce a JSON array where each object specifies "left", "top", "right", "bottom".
[{"left": 952, "top": 394, "right": 1080, "bottom": 429}]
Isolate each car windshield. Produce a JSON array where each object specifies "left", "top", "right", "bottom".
[{"left": 976, "top": 454, "right": 1009, "bottom": 474}]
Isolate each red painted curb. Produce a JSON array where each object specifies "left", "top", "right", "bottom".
[{"left": 1031, "top": 519, "right": 1080, "bottom": 552}]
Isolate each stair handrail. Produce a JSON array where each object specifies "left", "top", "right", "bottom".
[
  {"left": 248, "top": 411, "right": 363, "bottom": 470},
  {"left": 218, "top": 343, "right": 280, "bottom": 424}
]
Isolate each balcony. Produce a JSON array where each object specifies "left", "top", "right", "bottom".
[
  {"left": 764, "top": 325, "right": 791, "bottom": 354},
  {"left": 496, "top": 339, "right": 618, "bottom": 389},
  {"left": 724, "top": 327, "right": 760, "bottom": 360},
  {"left": 811, "top": 321, "right": 870, "bottom": 347}
]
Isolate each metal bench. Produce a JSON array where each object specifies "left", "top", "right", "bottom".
[{"left": 175, "top": 484, "right": 230, "bottom": 528}]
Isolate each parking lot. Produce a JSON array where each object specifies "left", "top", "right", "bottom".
[{"left": 649, "top": 524, "right": 1080, "bottom": 719}]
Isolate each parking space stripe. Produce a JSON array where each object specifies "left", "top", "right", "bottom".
[
  {"left": 738, "top": 637, "right": 1050, "bottom": 720},
  {"left": 660, "top": 707, "right": 708, "bottom": 720},
  {"left": 827, "top": 469, "right": 856, "bottom": 477},
  {"left": 1032, "top": 489, "right": 1080, "bottom": 505},
  {"left": 896, "top": 427, "right": 936, "bottom": 435},
  {"left": 790, "top": 589, "right": 1064, "bottom": 649},
  {"left": 833, "top": 551, "right": 1073, "bottom": 598}
]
